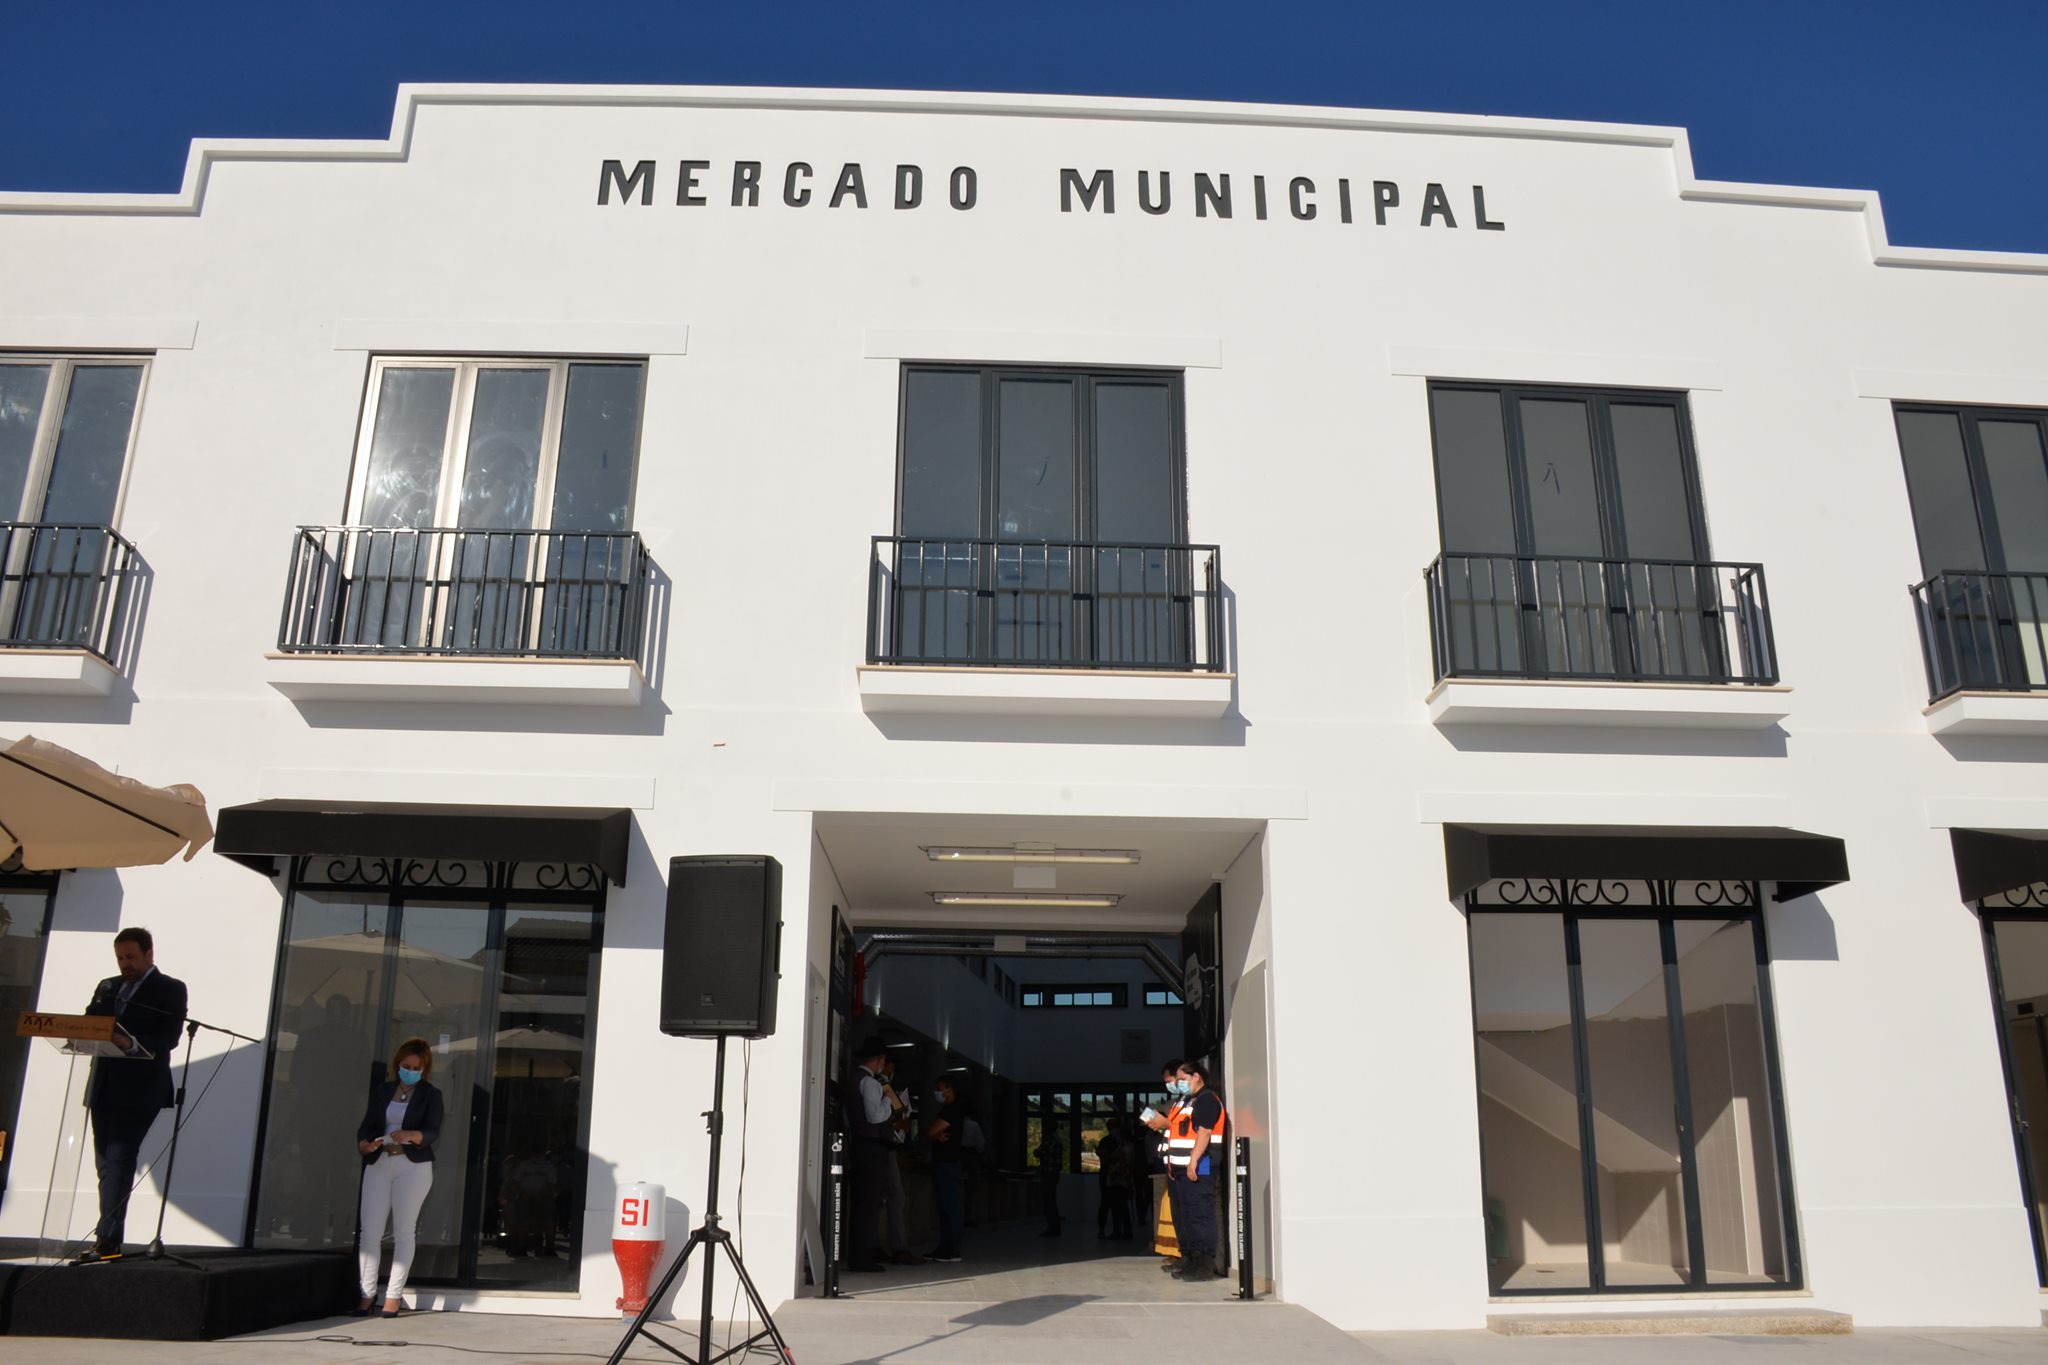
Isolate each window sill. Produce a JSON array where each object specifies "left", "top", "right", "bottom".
[
  {"left": 1427, "top": 678, "right": 1791, "bottom": 730},
  {"left": 264, "top": 653, "right": 647, "bottom": 707},
  {"left": 0, "top": 648, "right": 120, "bottom": 697},
  {"left": 1924, "top": 691, "right": 2048, "bottom": 737},
  {"left": 857, "top": 664, "right": 1234, "bottom": 719}
]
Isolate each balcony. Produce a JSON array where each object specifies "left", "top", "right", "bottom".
[
  {"left": 0, "top": 522, "right": 143, "bottom": 696},
  {"left": 1913, "top": 570, "right": 2048, "bottom": 736},
  {"left": 265, "top": 526, "right": 657, "bottom": 707},
  {"left": 860, "top": 536, "right": 1232, "bottom": 719},
  {"left": 1423, "top": 553, "right": 1789, "bottom": 729}
]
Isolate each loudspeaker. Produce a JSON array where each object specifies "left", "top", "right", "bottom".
[{"left": 661, "top": 855, "right": 783, "bottom": 1038}]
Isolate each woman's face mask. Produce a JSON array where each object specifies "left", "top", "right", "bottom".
[{"left": 398, "top": 1066, "right": 424, "bottom": 1086}]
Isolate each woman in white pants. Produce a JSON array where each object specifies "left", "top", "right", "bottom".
[{"left": 353, "top": 1038, "right": 445, "bottom": 1317}]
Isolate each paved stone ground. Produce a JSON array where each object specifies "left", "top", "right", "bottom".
[
  {"left": 4, "top": 1309, "right": 2045, "bottom": 1365},
  {"left": 3, "top": 1222, "right": 2041, "bottom": 1364}
]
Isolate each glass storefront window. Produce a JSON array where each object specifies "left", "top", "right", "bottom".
[
  {"left": 1468, "top": 894, "right": 1799, "bottom": 1295},
  {"left": 0, "top": 876, "right": 58, "bottom": 1201},
  {"left": 250, "top": 863, "right": 603, "bottom": 1290}
]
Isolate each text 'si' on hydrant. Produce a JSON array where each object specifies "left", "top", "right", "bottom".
[{"left": 613, "top": 1181, "right": 665, "bottom": 1316}]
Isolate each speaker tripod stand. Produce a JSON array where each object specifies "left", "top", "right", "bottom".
[{"left": 606, "top": 1035, "right": 794, "bottom": 1365}]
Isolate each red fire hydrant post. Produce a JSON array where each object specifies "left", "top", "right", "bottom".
[{"left": 613, "top": 1181, "right": 667, "bottom": 1317}]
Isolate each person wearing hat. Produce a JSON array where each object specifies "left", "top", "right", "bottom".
[{"left": 838, "top": 1037, "right": 896, "bottom": 1273}]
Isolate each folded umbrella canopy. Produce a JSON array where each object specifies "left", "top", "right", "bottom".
[{"left": 0, "top": 734, "right": 213, "bottom": 870}]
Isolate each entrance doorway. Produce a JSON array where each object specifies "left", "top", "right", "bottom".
[{"left": 802, "top": 812, "right": 1262, "bottom": 1305}]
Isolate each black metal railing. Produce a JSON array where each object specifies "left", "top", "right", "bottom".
[
  {"left": 1912, "top": 569, "right": 2048, "bottom": 701},
  {"left": 1426, "top": 553, "right": 1778, "bottom": 685},
  {"left": 867, "top": 536, "right": 1225, "bottom": 672},
  {"left": 0, "top": 522, "right": 143, "bottom": 665},
  {"left": 279, "top": 526, "right": 655, "bottom": 667}
]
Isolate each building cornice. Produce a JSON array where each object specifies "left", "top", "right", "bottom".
[{"left": 1, "top": 83, "right": 2043, "bottom": 276}]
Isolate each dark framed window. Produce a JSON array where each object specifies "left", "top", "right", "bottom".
[
  {"left": 883, "top": 364, "right": 1207, "bottom": 669},
  {"left": 1143, "top": 985, "right": 1183, "bottom": 1008},
  {"left": 1425, "top": 382, "right": 1772, "bottom": 683},
  {"left": 247, "top": 856, "right": 605, "bottom": 1290},
  {"left": 1465, "top": 881, "right": 1802, "bottom": 1296},
  {"left": 0, "top": 870, "right": 59, "bottom": 1202},
  {"left": 1021, "top": 983, "right": 1128, "bottom": 1009},
  {"left": 1897, "top": 404, "right": 2048, "bottom": 695}
]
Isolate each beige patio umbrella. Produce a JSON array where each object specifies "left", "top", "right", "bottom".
[{"left": 0, "top": 734, "right": 213, "bottom": 870}]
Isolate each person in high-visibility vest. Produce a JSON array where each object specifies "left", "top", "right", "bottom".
[
  {"left": 1164, "top": 1060, "right": 1227, "bottom": 1281},
  {"left": 1142, "top": 1058, "right": 1186, "bottom": 1268}
]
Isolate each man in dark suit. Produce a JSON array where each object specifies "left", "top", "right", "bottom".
[{"left": 81, "top": 926, "right": 187, "bottom": 1261}]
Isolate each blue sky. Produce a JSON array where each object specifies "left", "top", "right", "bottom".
[{"left": 5, "top": 1, "right": 2044, "bottom": 253}]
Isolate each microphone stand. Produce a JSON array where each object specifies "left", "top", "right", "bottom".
[{"left": 103, "top": 997, "right": 264, "bottom": 1272}]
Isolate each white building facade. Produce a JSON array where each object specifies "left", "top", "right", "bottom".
[{"left": 0, "top": 85, "right": 2045, "bottom": 1332}]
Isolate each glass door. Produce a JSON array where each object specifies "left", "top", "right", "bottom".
[
  {"left": 0, "top": 876, "right": 57, "bottom": 1201},
  {"left": 1985, "top": 916, "right": 2048, "bottom": 1285},
  {"left": 1470, "top": 904, "right": 1798, "bottom": 1294},
  {"left": 250, "top": 870, "right": 603, "bottom": 1290}
]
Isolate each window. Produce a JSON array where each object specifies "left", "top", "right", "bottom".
[
  {"left": 0, "top": 357, "right": 148, "bottom": 650},
  {"left": 883, "top": 364, "right": 1201, "bottom": 667},
  {"left": 1898, "top": 404, "right": 2048, "bottom": 694},
  {"left": 1022, "top": 983, "right": 1128, "bottom": 1008},
  {"left": 1143, "top": 986, "right": 1183, "bottom": 1008},
  {"left": 250, "top": 857, "right": 605, "bottom": 1289},
  {"left": 0, "top": 873, "right": 58, "bottom": 1202},
  {"left": 1467, "top": 892, "right": 1800, "bottom": 1295},
  {"left": 312, "top": 358, "right": 647, "bottom": 655},
  {"left": 1426, "top": 382, "right": 1764, "bottom": 683}
]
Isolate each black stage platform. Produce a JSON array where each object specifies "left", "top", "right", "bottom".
[{"left": 0, "top": 1247, "right": 355, "bottom": 1340}]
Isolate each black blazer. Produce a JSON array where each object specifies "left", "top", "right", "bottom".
[
  {"left": 83, "top": 969, "right": 187, "bottom": 1111},
  {"left": 356, "top": 1079, "right": 444, "bottom": 1166}
]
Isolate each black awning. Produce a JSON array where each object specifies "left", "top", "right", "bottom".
[
  {"left": 1950, "top": 828, "right": 2048, "bottom": 904},
  {"left": 1444, "top": 823, "right": 1849, "bottom": 903},
  {"left": 214, "top": 800, "right": 632, "bottom": 885}
]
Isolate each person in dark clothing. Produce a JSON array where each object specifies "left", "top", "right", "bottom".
[
  {"left": 839, "top": 1038, "right": 895, "bottom": 1272},
  {"left": 1034, "top": 1132, "right": 1063, "bottom": 1236},
  {"left": 1166, "top": 1060, "right": 1227, "bottom": 1281},
  {"left": 922, "top": 1075, "right": 967, "bottom": 1262},
  {"left": 80, "top": 927, "right": 187, "bottom": 1262},
  {"left": 1096, "top": 1128, "right": 1134, "bottom": 1240}
]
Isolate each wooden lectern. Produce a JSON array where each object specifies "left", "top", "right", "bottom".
[{"left": 14, "top": 1010, "right": 153, "bottom": 1263}]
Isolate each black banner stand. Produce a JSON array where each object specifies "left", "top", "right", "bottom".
[
  {"left": 1234, "top": 1136, "right": 1254, "bottom": 1300},
  {"left": 823, "top": 1133, "right": 844, "bottom": 1299},
  {"left": 605, "top": 1036, "right": 795, "bottom": 1365}
]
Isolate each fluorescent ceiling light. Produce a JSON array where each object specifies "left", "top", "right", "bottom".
[
  {"left": 929, "top": 891, "right": 1122, "bottom": 909},
  {"left": 922, "top": 845, "right": 1140, "bottom": 866}
]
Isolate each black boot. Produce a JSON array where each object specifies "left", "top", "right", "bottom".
[{"left": 1174, "top": 1253, "right": 1206, "bottom": 1280}]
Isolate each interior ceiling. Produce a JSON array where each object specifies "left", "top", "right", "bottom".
[{"left": 814, "top": 811, "right": 1261, "bottom": 934}]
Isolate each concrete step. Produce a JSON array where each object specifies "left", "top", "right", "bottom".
[{"left": 1488, "top": 1307, "right": 1853, "bottom": 1337}]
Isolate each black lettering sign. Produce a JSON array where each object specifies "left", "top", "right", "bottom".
[
  {"left": 1253, "top": 174, "right": 1269, "bottom": 221},
  {"left": 1288, "top": 176, "right": 1315, "bottom": 221},
  {"left": 831, "top": 163, "right": 868, "bottom": 209},
  {"left": 677, "top": 160, "right": 710, "bottom": 207},
  {"left": 895, "top": 164, "right": 923, "bottom": 209},
  {"left": 784, "top": 162, "right": 813, "bottom": 207},
  {"left": 599, "top": 159, "right": 655, "bottom": 206},
  {"left": 1139, "top": 170, "right": 1171, "bottom": 216},
  {"left": 1421, "top": 182, "right": 1457, "bottom": 228},
  {"left": 1195, "top": 173, "right": 1232, "bottom": 219},
  {"left": 950, "top": 167, "right": 977, "bottom": 210},
  {"left": 732, "top": 161, "right": 762, "bottom": 207},
  {"left": 1061, "top": 168, "right": 1114, "bottom": 214},
  {"left": 1338, "top": 178, "right": 1353, "bottom": 225},
  {"left": 1373, "top": 181, "right": 1399, "bottom": 226},
  {"left": 1474, "top": 185, "right": 1505, "bottom": 231}
]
